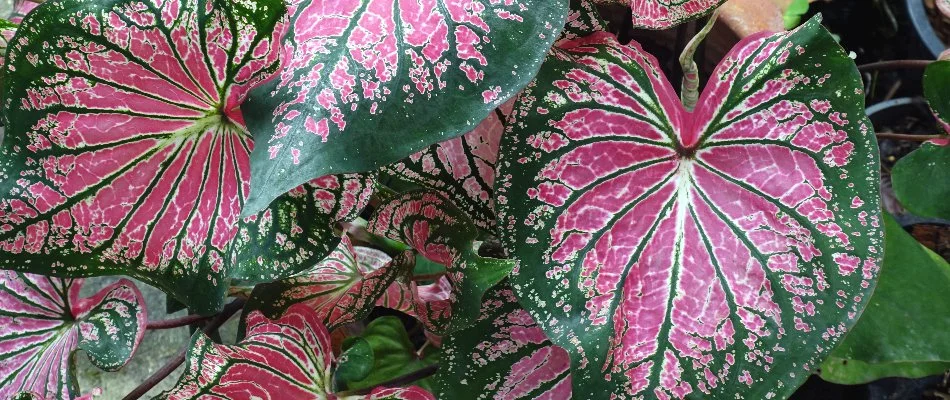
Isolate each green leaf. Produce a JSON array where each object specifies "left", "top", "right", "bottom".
[
  {"left": 368, "top": 191, "right": 514, "bottom": 334},
  {"left": 162, "top": 304, "right": 435, "bottom": 400},
  {"left": 0, "top": 274, "right": 146, "bottom": 399},
  {"left": 0, "top": 0, "right": 286, "bottom": 314},
  {"left": 341, "top": 316, "right": 437, "bottom": 392},
  {"left": 892, "top": 141, "right": 950, "bottom": 220},
  {"left": 494, "top": 17, "right": 882, "bottom": 399},
  {"left": 436, "top": 284, "right": 572, "bottom": 399},
  {"left": 819, "top": 214, "right": 950, "bottom": 384},
  {"left": 228, "top": 173, "right": 376, "bottom": 284},
  {"left": 337, "top": 337, "right": 375, "bottom": 383},
  {"left": 783, "top": 0, "right": 810, "bottom": 29},
  {"left": 244, "top": 236, "right": 404, "bottom": 330},
  {"left": 925, "top": 60, "right": 950, "bottom": 133},
  {"left": 241, "top": 0, "right": 569, "bottom": 216}
]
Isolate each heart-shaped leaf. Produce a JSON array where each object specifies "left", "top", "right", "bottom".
[
  {"left": 436, "top": 284, "right": 572, "bottom": 399},
  {"left": 229, "top": 173, "right": 376, "bottom": 284},
  {"left": 0, "top": 0, "right": 286, "bottom": 313},
  {"left": 892, "top": 140, "right": 950, "bottom": 220},
  {"left": 613, "top": 0, "right": 726, "bottom": 29},
  {"left": 245, "top": 236, "right": 404, "bottom": 330},
  {"left": 0, "top": 273, "right": 146, "bottom": 399},
  {"left": 162, "top": 303, "right": 433, "bottom": 399},
  {"left": 368, "top": 191, "right": 514, "bottom": 335},
  {"left": 819, "top": 214, "right": 950, "bottom": 384},
  {"left": 340, "top": 316, "right": 439, "bottom": 392},
  {"left": 241, "top": 0, "right": 569, "bottom": 215},
  {"left": 925, "top": 60, "right": 950, "bottom": 134},
  {"left": 494, "top": 17, "right": 882, "bottom": 398},
  {"left": 382, "top": 100, "right": 514, "bottom": 230}
]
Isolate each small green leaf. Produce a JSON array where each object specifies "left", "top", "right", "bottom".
[
  {"left": 892, "top": 141, "right": 950, "bottom": 219},
  {"left": 783, "top": 0, "right": 810, "bottom": 29},
  {"left": 337, "top": 337, "right": 375, "bottom": 383},
  {"left": 925, "top": 60, "right": 950, "bottom": 133},
  {"left": 341, "top": 316, "right": 437, "bottom": 392},
  {"left": 819, "top": 214, "right": 950, "bottom": 384}
]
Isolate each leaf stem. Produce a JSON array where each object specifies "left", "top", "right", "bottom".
[
  {"left": 335, "top": 364, "right": 439, "bottom": 397},
  {"left": 858, "top": 60, "right": 932, "bottom": 72},
  {"left": 146, "top": 314, "right": 211, "bottom": 330},
  {"left": 876, "top": 133, "right": 946, "bottom": 141},
  {"left": 122, "top": 298, "right": 246, "bottom": 400}
]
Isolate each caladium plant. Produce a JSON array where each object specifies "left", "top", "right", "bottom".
[
  {"left": 0, "top": 272, "right": 146, "bottom": 399},
  {"left": 494, "top": 16, "right": 882, "bottom": 399},
  {"left": 240, "top": 0, "right": 570, "bottom": 215},
  {"left": 594, "top": 0, "right": 725, "bottom": 29},
  {"left": 162, "top": 303, "right": 434, "bottom": 399}
]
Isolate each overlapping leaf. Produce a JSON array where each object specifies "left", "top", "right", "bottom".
[
  {"left": 891, "top": 60, "right": 950, "bottom": 220},
  {"left": 340, "top": 316, "right": 439, "bottom": 392},
  {"left": 436, "top": 284, "right": 572, "bottom": 399},
  {"left": 495, "top": 17, "right": 882, "bottom": 399},
  {"left": 382, "top": 100, "right": 514, "bottom": 230},
  {"left": 0, "top": 273, "right": 146, "bottom": 399},
  {"left": 820, "top": 214, "right": 950, "bottom": 384},
  {"left": 0, "top": 0, "right": 286, "bottom": 313},
  {"left": 368, "top": 191, "right": 514, "bottom": 335},
  {"left": 162, "top": 304, "right": 433, "bottom": 399},
  {"left": 245, "top": 236, "right": 404, "bottom": 330},
  {"left": 241, "top": 0, "right": 570, "bottom": 215},
  {"left": 229, "top": 173, "right": 376, "bottom": 284},
  {"left": 605, "top": 0, "right": 726, "bottom": 29}
]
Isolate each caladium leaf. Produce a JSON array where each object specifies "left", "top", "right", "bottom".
[
  {"left": 341, "top": 316, "right": 438, "bottom": 392},
  {"left": 337, "top": 337, "right": 375, "bottom": 383},
  {"left": 0, "top": 0, "right": 285, "bottom": 313},
  {"left": 382, "top": 100, "right": 514, "bottom": 230},
  {"left": 240, "top": 0, "right": 570, "bottom": 215},
  {"left": 819, "top": 214, "right": 950, "bottom": 384},
  {"left": 162, "top": 303, "right": 434, "bottom": 399},
  {"left": 436, "top": 284, "right": 572, "bottom": 399},
  {"left": 9, "top": 0, "right": 40, "bottom": 24},
  {"left": 494, "top": 17, "right": 882, "bottom": 399},
  {"left": 245, "top": 236, "right": 404, "bottom": 330},
  {"left": 892, "top": 140, "right": 950, "bottom": 220},
  {"left": 603, "top": 0, "right": 726, "bottom": 29},
  {"left": 229, "top": 173, "right": 376, "bottom": 284},
  {"left": 368, "top": 191, "right": 514, "bottom": 335},
  {"left": 0, "top": 273, "right": 146, "bottom": 399},
  {"left": 925, "top": 60, "right": 950, "bottom": 134}
]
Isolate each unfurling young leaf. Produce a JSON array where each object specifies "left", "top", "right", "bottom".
[
  {"left": 368, "top": 191, "right": 514, "bottom": 335},
  {"left": 436, "top": 284, "right": 572, "bottom": 399},
  {"left": 162, "top": 304, "right": 434, "bottom": 400},
  {"left": 819, "top": 214, "right": 950, "bottom": 384},
  {"left": 0, "top": 0, "right": 286, "bottom": 314},
  {"left": 494, "top": 16, "right": 882, "bottom": 399},
  {"left": 244, "top": 236, "right": 405, "bottom": 330},
  {"left": 0, "top": 273, "right": 146, "bottom": 399},
  {"left": 241, "top": 0, "right": 570, "bottom": 215}
]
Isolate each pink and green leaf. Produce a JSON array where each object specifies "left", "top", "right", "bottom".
[
  {"left": 229, "top": 173, "right": 376, "bottom": 284},
  {"left": 494, "top": 16, "right": 882, "bottom": 398},
  {"left": 0, "top": 0, "right": 286, "bottom": 314},
  {"left": 244, "top": 236, "right": 404, "bottom": 330},
  {"left": 0, "top": 273, "right": 146, "bottom": 399},
  {"left": 368, "top": 191, "right": 514, "bottom": 335},
  {"left": 611, "top": 0, "right": 726, "bottom": 29},
  {"left": 381, "top": 100, "right": 514, "bottom": 230},
  {"left": 436, "top": 284, "right": 572, "bottom": 399},
  {"left": 161, "top": 303, "right": 433, "bottom": 399},
  {"left": 241, "top": 0, "right": 569, "bottom": 215}
]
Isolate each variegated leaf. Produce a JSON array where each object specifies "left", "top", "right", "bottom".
[
  {"left": 9, "top": 0, "right": 40, "bottom": 24},
  {"left": 368, "top": 191, "right": 514, "bottom": 335},
  {"left": 245, "top": 236, "right": 404, "bottom": 331},
  {"left": 596, "top": 0, "right": 725, "bottom": 29},
  {"left": 162, "top": 303, "right": 434, "bottom": 400},
  {"left": 241, "top": 0, "right": 569, "bottom": 215},
  {"left": 381, "top": 100, "right": 514, "bottom": 230},
  {"left": 0, "top": 273, "right": 146, "bottom": 399},
  {"left": 0, "top": 0, "right": 286, "bottom": 313},
  {"left": 437, "top": 284, "right": 572, "bottom": 399},
  {"left": 229, "top": 173, "right": 376, "bottom": 284},
  {"left": 495, "top": 17, "right": 883, "bottom": 398}
]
